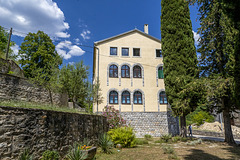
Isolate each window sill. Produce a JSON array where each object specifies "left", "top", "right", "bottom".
[{"left": 109, "top": 55, "right": 118, "bottom": 57}]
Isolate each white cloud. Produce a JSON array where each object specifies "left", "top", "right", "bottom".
[
  {"left": 80, "top": 30, "right": 91, "bottom": 40},
  {"left": 74, "top": 38, "right": 80, "bottom": 45},
  {"left": 192, "top": 30, "right": 200, "bottom": 45},
  {"left": 11, "top": 44, "right": 20, "bottom": 56},
  {"left": 56, "top": 41, "right": 85, "bottom": 60},
  {"left": 0, "top": 0, "right": 70, "bottom": 38}
]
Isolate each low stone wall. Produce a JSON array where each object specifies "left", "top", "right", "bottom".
[
  {"left": 0, "top": 73, "right": 67, "bottom": 106},
  {"left": 121, "top": 111, "right": 179, "bottom": 137},
  {"left": 193, "top": 130, "right": 240, "bottom": 139},
  {"left": 0, "top": 58, "right": 24, "bottom": 78},
  {"left": 0, "top": 106, "right": 108, "bottom": 160}
]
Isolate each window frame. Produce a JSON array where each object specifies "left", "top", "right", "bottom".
[
  {"left": 110, "top": 47, "right": 117, "bottom": 56},
  {"left": 133, "top": 91, "right": 142, "bottom": 104},
  {"left": 109, "top": 91, "right": 118, "bottom": 104},
  {"left": 159, "top": 91, "right": 168, "bottom": 104},
  {"left": 121, "top": 65, "right": 130, "bottom": 78},
  {"left": 133, "top": 65, "right": 142, "bottom": 78},
  {"left": 133, "top": 48, "right": 140, "bottom": 57},
  {"left": 121, "top": 48, "right": 129, "bottom": 57},
  {"left": 122, "top": 91, "right": 131, "bottom": 104},
  {"left": 156, "top": 49, "right": 162, "bottom": 58},
  {"left": 109, "top": 65, "right": 118, "bottom": 78}
]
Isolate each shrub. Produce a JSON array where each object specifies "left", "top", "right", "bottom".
[
  {"left": 41, "top": 150, "right": 59, "bottom": 160},
  {"left": 66, "top": 143, "right": 87, "bottom": 160},
  {"left": 144, "top": 134, "right": 152, "bottom": 141},
  {"left": 102, "top": 105, "right": 126, "bottom": 129},
  {"left": 18, "top": 149, "right": 33, "bottom": 160},
  {"left": 108, "top": 127, "right": 136, "bottom": 148},
  {"left": 135, "top": 138, "right": 149, "bottom": 145},
  {"left": 162, "top": 145, "right": 174, "bottom": 154},
  {"left": 160, "top": 134, "right": 172, "bottom": 143},
  {"left": 98, "top": 133, "right": 114, "bottom": 154},
  {"left": 180, "top": 137, "right": 188, "bottom": 142},
  {"left": 171, "top": 136, "right": 181, "bottom": 143}
]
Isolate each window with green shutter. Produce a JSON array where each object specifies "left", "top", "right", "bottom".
[{"left": 158, "top": 66, "right": 164, "bottom": 79}]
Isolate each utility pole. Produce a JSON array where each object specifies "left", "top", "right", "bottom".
[{"left": 5, "top": 27, "right": 12, "bottom": 60}]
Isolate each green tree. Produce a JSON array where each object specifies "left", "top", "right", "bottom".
[
  {"left": 18, "top": 31, "right": 62, "bottom": 104},
  {"left": 196, "top": 0, "right": 238, "bottom": 144},
  {"left": 161, "top": 0, "right": 199, "bottom": 137},
  {"left": 0, "top": 26, "right": 16, "bottom": 60},
  {"left": 59, "top": 61, "right": 90, "bottom": 108}
]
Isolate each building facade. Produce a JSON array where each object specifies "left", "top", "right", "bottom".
[{"left": 93, "top": 25, "right": 179, "bottom": 137}]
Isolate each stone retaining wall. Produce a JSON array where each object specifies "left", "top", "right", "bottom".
[
  {"left": 0, "top": 106, "right": 108, "bottom": 160},
  {"left": 193, "top": 129, "right": 240, "bottom": 139},
  {"left": 0, "top": 73, "right": 67, "bottom": 106},
  {"left": 121, "top": 111, "right": 179, "bottom": 137}
]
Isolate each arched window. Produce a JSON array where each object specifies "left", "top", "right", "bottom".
[
  {"left": 133, "top": 65, "right": 142, "bottom": 78},
  {"left": 121, "top": 65, "right": 130, "bottom": 78},
  {"left": 158, "top": 66, "right": 164, "bottom": 79},
  {"left": 159, "top": 91, "right": 167, "bottom": 104},
  {"left": 134, "top": 91, "right": 142, "bottom": 104},
  {"left": 109, "top": 91, "right": 118, "bottom": 104},
  {"left": 122, "top": 91, "right": 130, "bottom": 104},
  {"left": 109, "top": 65, "right": 118, "bottom": 78}
]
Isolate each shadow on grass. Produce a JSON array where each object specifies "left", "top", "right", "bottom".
[
  {"left": 222, "top": 145, "right": 240, "bottom": 160},
  {"left": 184, "top": 149, "right": 225, "bottom": 160}
]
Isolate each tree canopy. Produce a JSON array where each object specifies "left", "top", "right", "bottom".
[{"left": 161, "top": 0, "right": 199, "bottom": 136}]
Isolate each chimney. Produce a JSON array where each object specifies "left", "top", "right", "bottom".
[{"left": 144, "top": 24, "right": 148, "bottom": 34}]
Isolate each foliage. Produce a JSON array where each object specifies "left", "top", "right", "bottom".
[
  {"left": 102, "top": 105, "right": 126, "bottom": 129},
  {"left": 18, "top": 149, "right": 33, "bottom": 160},
  {"left": 0, "top": 26, "right": 16, "bottom": 60},
  {"left": 196, "top": 0, "right": 239, "bottom": 144},
  {"left": 160, "top": 134, "right": 172, "bottom": 143},
  {"left": 135, "top": 138, "right": 148, "bottom": 145},
  {"left": 66, "top": 143, "right": 87, "bottom": 160},
  {"left": 144, "top": 134, "right": 152, "bottom": 141},
  {"left": 41, "top": 150, "right": 59, "bottom": 160},
  {"left": 171, "top": 136, "right": 182, "bottom": 143},
  {"left": 108, "top": 127, "right": 136, "bottom": 148},
  {"left": 161, "top": 145, "right": 179, "bottom": 159},
  {"left": 18, "top": 30, "right": 62, "bottom": 105},
  {"left": 186, "top": 139, "right": 202, "bottom": 146},
  {"left": 98, "top": 133, "right": 114, "bottom": 154},
  {"left": 59, "top": 61, "right": 91, "bottom": 108},
  {"left": 186, "top": 107, "right": 215, "bottom": 126},
  {"left": 161, "top": 0, "right": 199, "bottom": 137}
]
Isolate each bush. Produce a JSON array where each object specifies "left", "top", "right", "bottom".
[
  {"left": 66, "top": 143, "right": 87, "bottom": 160},
  {"left": 160, "top": 134, "right": 172, "bottom": 143},
  {"left": 102, "top": 105, "right": 126, "bottom": 129},
  {"left": 98, "top": 133, "right": 114, "bottom": 154},
  {"left": 135, "top": 138, "right": 149, "bottom": 145},
  {"left": 18, "top": 149, "right": 33, "bottom": 160},
  {"left": 171, "top": 136, "right": 181, "bottom": 143},
  {"left": 144, "top": 134, "right": 152, "bottom": 141},
  {"left": 108, "top": 127, "right": 136, "bottom": 148},
  {"left": 41, "top": 150, "right": 59, "bottom": 160}
]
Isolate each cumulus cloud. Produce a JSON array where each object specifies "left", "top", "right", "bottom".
[
  {"left": 192, "top": 30, "right": 200, "bottom": 45},
  {"left": 0, "top": 0, "right": 70, "bottom": 38},
  {"left": 10, "top": 44, "right": 20, "bottom": 56},
  {"left": 56, "top": 41, "right": 85, "bottom": 60},
  {"left": 80, "top": 30, "right": 91, "bottom": 40}
]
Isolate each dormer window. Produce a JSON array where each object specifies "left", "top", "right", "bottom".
[{"left": 110, "top": 47, "right": 117, "bottom": 56}]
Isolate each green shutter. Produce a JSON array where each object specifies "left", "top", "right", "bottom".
[{"left": 158, "top": 70, "right": 164, "bottom": 79}]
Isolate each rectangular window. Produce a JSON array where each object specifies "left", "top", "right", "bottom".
[
  {"left": 110, "top": 47, "right": 117, "bottom": 56},
  {"left": 133, "top": 48, "right": 140, "bottom": 57},
  {"left": 156, "top": 49, "right": 162, "bottom": 57},
  {"left": 122, "top": 48, "right": 129, "bottom": 56}
]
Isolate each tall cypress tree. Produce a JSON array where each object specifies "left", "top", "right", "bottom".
[
  {"left": 161, "top": 0, "right": 198, "bottom": 136},
  {"left": 197, "top": 0, "right": 238, "bottom": 144}
]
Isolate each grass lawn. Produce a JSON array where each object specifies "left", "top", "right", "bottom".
[{"left": 95, "top": 139, "right": 240, "bottom": 160}]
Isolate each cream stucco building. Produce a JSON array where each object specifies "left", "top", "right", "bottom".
[{"left": 93, "top": 25, "right": 179, "bottom": 137}]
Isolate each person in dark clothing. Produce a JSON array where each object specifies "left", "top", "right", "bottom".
[{"left": 188, "top": 124, "right": 192, "bottom": 137}]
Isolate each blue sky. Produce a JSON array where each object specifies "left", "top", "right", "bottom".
[{"left": 0, "top": 0, "right": 200, "bottom": 79}]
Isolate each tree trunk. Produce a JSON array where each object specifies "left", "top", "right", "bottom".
[
  {"left": 180, "top": 115, "right": 187, "bottom": 137},
  {"left": 223, "top": 110, "right": 236, "bottom": 145}
]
